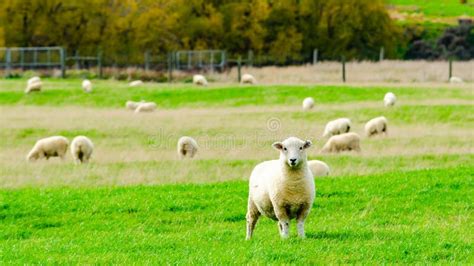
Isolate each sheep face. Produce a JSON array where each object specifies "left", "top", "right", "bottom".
[{"left": 272, "top": 137, "right": 311, "bottom": 169}]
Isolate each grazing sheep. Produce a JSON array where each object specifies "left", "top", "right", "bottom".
[
  {"left": 241, "top": 73, "right": 257, "bottom": 84},
  {"left": 321, "top": 132, "right": 361, "bottom": 153},
  {"left": 193, "top": 74, "right": 208, "bottom": 86},
  {"left": 129, "top": 80, "right": 144, "bottom": 87},
  {"left": 307, "top": 160, "right": 330, "bottom": 177},
  {"left": 302, "top": 97, "right": 315, "bottom": 111},
  {"left": 125, "top": 100, "right": 145, "bottom": 110},
  {"left": 365, "top": 116, "right": 388, "bottom": 137},
  {"left": 449, "top": 76, "right": 464, "bottom": 83},
  {"left": 71, "top": 136, "right": 94, "bottom": 164},
  {"left": 26, "top": 136, "right": 69, "bottom": 161},
  {"left": 25, "top": 76, "right": 42, "bottom": 94},
  {"left": 82, "top": 79, "right": 92, "bottom": 93},
  {"left": 134, "top": 102, "right": 157, "bottom": 113},
  {"left": 246, "top": 137, "right": 315, "bottom": 239},
  {"left": 177, "top": 136, "right": 198, "bottom": 159},
  {"left": 384, "top": 92, "right": 396, "bottom": 107},
  {"left": 323, "top": 118, "right": 351, "bottom": 137}
]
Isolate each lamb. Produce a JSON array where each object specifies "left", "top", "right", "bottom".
[
  {"left": 365, "top": 116, "right": 388, "bottom": 137},
  {"left": 302, "top": 97, "right": 315, "bottom": 110},
  {"left": 125, "top": 100, "right": 145, "bottom": 110},
  {"left": 241, "top": 73, "right": 257, "bottom": 84},
  {"left": 193, "top": 74, "right": 208, "bottom": 86},
  {"left": 25, "top": 76, "right": 42, "bottom": 94},
  {"left": 129, "top": 80, "right": 144, "bottom": 87},
  {"left": 321, "top": 132, "right": 361, "bottom": 153},
  {"left": 26, "top": 136, "right": 69, "bottom": 161},
  {"left": 82, "top": 79, "right": 92, "bottom": 93},
  {"left": 384, "top": 92, "right": 396, "bottom": 107},
  {"left": 449, "top": 76, "right": 464, "bottom": 83},
  {"left": 134, "top": 102, "right": 157, "bottom": 113},
  {"left": 177, "top": 136, "right": 198, "bottom": 159},
  {"left": 71, "top": 136, "right": 94, "bottom": 164},
  {"left": 323, "top": 118, "right": 351, "bottom": 137},
  {"left": 307, "top": 160, "right": 330, "bottom": 177},
  {"left": 246, "top": 137, "right": 315, "bottom": 239}
]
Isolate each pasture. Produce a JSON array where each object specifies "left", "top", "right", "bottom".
[{"left": 0, "top": 79, "right": 472, "bottom": 263}]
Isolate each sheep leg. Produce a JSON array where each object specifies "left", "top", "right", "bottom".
[
  {"left": 274, "top": 207, "right": 290, "bottom": 239},
  {"left": 246, "top": 199, "right": 260, "bottom": 240},
  {"left": 296, "top": 204, "right": 311, "bottom": 238}
]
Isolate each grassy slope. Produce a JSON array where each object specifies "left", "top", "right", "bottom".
[
  {"left": 0, "top": 167, "right": 472, "bottom": 264},
  {"left": 387, "top": 0, "right": 473, "bottom": 17}
]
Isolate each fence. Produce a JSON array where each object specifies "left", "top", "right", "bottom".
[
  {"left": 0, "top": 46, "right": 66, "bottom": 77},
  {"left": 174, "top": 50, "right": 226, "bottom": 72}
]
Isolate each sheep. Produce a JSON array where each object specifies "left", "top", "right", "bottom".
[
  {"left": 134, "top": 102, "right": 157, "bottom": 113},
  {"left": 321, "top": 132, "right": 361, "bottom": 153},
  {"left": 241, "top": 73, "right": 257, "bottom": 84},
  {"left": 82, "top": 79, "right": 92, "bottom": 93},
  {"left": 71, "top": 136, "right": 94, "bottom": 164},
  {"left": 25, "top": 76, "right": 42, "bottom": 94},
  {"left": 365, "top": 116, "right": 388, "bottom": 137},
  {"left": 384, "top": 92, "right": 396, "bottom": 107},
  {"left": 125, "top": 100, "right": 145, "bottom": 110},
  {"left": 323, "top": 118, "right": 351, "bottom": 138},
  {"left": 246, "top": 137, "right": 315, "bottom": 239},
  {"left": 302, "top": 97, "right": 315, "bottom": 111},
  {"left": 177, "top": 136, "right": 198, "bottom": 159},
  {"left": 193, "top": 74, "right": 208, "bottom": 86},
  {"left": 307, "top": 160, "right": 330, "bottom": 177},
  {"left": 26, "top": 136, "right": 69, "bottom": 161},
  {"left": 449, "top": 76, "right": 464, "bottom": 83},
  {"left": 129, "top": 80, "right": 144, "bottom": 87}
]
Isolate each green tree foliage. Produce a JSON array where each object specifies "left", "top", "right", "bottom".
[{"left": 0, "top": 0, "right": 400, "bottom": 64}]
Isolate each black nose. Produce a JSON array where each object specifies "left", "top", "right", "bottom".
[{"left": 290, "top": 158, "right": 297, "bottom": 164}]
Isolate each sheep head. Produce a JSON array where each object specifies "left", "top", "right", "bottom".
[{"left": 272, "top": 137, "right": 312, "bottom": 169}]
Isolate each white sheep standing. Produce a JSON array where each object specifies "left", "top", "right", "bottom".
[
  {"left": 82, "top": 79, "right": 92, "bottom": 93},
  {"left": 25, "top": 76, "right": 42, "bottom": 94},
  {"left": 71, "top": 136, "right": 94, "bottom": 164},
  {"left": 307, "top": 160, "right": 330, "bottom": 177},
  {"left": 177, "top": 136, "right": 198, "bottom": 159},
  {"left": 449, "top": 76, "right": 464, "bottom": 83},
  {"left": 193, "top": 74, "right": 208, "bottom": 86},
  {"left": 241, "top": 73, "right": 257, "bottom": 84},
  {"left": 246, "top": 137, "right": 315, "bottom": 239},
  {"left": 302, "top": 97, "right": 315, "bottom": 111},
  {"left": 134, "top": 102, "right": 157, "bottom": 113},
  {"left": 323, "top": 118, "right": 351, "bottom": 137},
  {"left": 129, "top": 80, "right": 144, "bottom": 87},
  {"left": 321, "top": 132, "right": 361, "bottom": 153},
  {"left": 26, "top": 136, "right": 69, "bottom": 161},
  {"left": 384, "top": 92, "right": 396, "bottom": 107},
  {"left": 365, "top": 116, "right": 388, "bottom": 137}
]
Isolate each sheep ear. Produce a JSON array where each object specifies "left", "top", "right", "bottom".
[
  {"left": 303, "top": 140, "right": 312, "bottom": 149},
  {"left": 272, "top": 142, "right": 283, "bottom": 151}
]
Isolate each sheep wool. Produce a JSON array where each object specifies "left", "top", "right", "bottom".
[
  {"left": 125, "top": 100, "right": 145, "bottom": 110},
  {"left": 129, "top": 80, "right": 144, "bottom": 87},
  {"left": 241, "top": 73, "right": 257, "bottom": 84},
  {"left": 246, "top": 137, "right": 315, "bottom": 239},
  {"left": 26, "top": 136, "right": 69, "bottom": 161},
  {"left": 193, "top": 75, "right": 208, "bottom": 86},
  {"left": 82, "top": 79, "right": 92, "bottom": 93},
  {"left": 307, "top": 160, "right": 330, "bottom": 177},
  {"left": 321, "top": 132, "right": 361, "bottom": 153},
  {"left": 384, "top": 92, "right": 396, "bottom": 107},
  {"left": 71, "top": 136, "right": 94, "bottom": 164},
  {"left": 449, "top": 76, "right": 464, "bottom": 83},
  {"left": 302, "top": 97, "right": 315, "bottom": 110},
  {"left": 177, "top": 136, "right": 198, "bottom": 159},
  {"left": 134, "top": 102, "right": 157, "bottom": 113},
  {"left": 323, "top": 118, "right": 351, "bottom": 137},
  {"left": 365, "top": 116, "right": 388, "bottom": 137},
  {"left": 25, "top": 76, "right": 42, "bottom": 94}
]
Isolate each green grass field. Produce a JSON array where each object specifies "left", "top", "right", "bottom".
[
  {"left": 0, "top": 79, "right": 472, "bottom": 263},
  {"left": 387, "top": 0, "right": 474, "bottom": 17}
]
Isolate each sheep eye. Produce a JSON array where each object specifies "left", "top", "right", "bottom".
[
  {"left": 283, "top": 147, "right": 287, "bottom": 151},
  {"left": 299, "top": 147, "right": 303, "bottom": 150}
]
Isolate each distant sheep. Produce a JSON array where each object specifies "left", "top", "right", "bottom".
[
  {"left": 384, "top": 92, "right": 396, "bottom": 107},
  {"left": 321, "top": 132, "right": 361, "bottom": 153},
  {"left": 82, "top": 79, "right": 92, "bottom": 93},
  {"left": 71, "top": 136, "right": 94, "bottom": 164},
  {"left": 241, "top": 73, "right": 257, "bottom": 84},
  {"left": 365, "top": 116, "right": 388, "bottom": 137},
  {"left": 307, "top": 160, "right": 330, "bottom": 177},
  {"left": 27, "top": 136, "right": 69, "bottom": 161},
  {"left": 302, "top": 97, "right": 315, "bottom": 111},
  {"left": 129, "top": 80, "right": 144, "bottom": 87},
  {"left": 193, "top": 75, "right": 208, "bottom": 86},
  {"left": 25, "top": 76, "right": 42, "bottom": 94},
  {"left": 449, "top": 76, "right": 463, "bottom": 83},
  {"left": 177, "top": 136, "right": 198, "bottom": 159},
  {"left": 246, "top": 137, "right": 314, "bottom": 239},
  {"left": 323, "top": 118, "right": 351, "bottom": 137},
  {"left": 134, "top": 102, "right": 157, "bottom": 113},
  {"left": 125, "top": 100, "right": 145, "bottom": 110}
]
